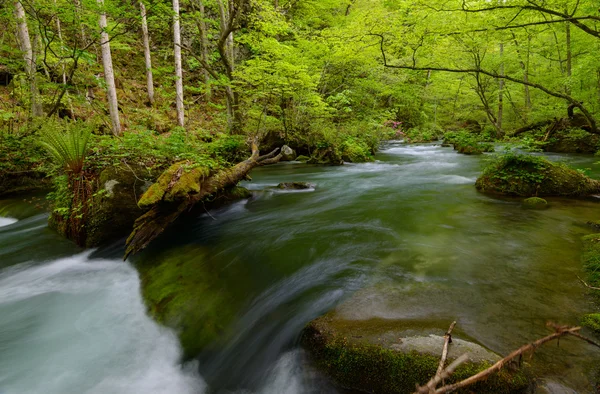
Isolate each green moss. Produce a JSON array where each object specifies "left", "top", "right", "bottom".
[
  {"left": 136, "top": 245, "right": 235, "bottom": 359},
  {"left": 476, "top": 153, "right": 600, "bottom": 197},
  {"left": 296, "top": 155, "right": 310, "bottom": 162},
  {"left": 523, "top": 197, "right": 548, "bottom": 209},
  {"left": 582, "top": 234, "right": 600, "bottom": 290},
  {"left": 302, "top": 317, "right": 530, "bottom": 394},
  {"left": 138, "top": 161, "right": 211, "bottom": 208},
  {"left": 582, "top": 314, "right": 600, "bottom": 333}
]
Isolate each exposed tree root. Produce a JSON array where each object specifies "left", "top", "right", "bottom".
[{"left": 124, "top": 140, "right": 281, "bottom": 259}]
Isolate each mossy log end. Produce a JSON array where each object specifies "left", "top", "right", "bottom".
[
  {"left": 475, "top": 154, "right": 600, "bottom": 197},
  {"left": 124, "top": 141, "right": 281, "bottom": 259}
]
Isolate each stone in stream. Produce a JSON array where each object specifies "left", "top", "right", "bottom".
[
  {"left": 522, "top": 197, "right": 548, "bottom": 209},
  {"left": 280, "top": 145, "right": 297, "bottom": 161},
  {"left": 302, "top": 313, "right": 531, "bottom": 394},
  {"left": 277, "top": 182, "right": 314, "bottom": 190},
  {"left": 476, "top": 154, "right": 600, "bottom": 197}
]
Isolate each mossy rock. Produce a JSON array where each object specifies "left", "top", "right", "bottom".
[
  {"left": 308, "top": 147, "right": 344, "bottom": 166},
  {"left": 476, "top": 154, "right": 600, "bottom": 197},
  {"left": 582, "top": 314, "right": 600, "bottom": 333},
  {"left": 523, "top": 197, "right": 548, "bottom": 209},
  {"left": 587, "top": 220, "right": 600, "bottom": 230},
  {"left": 138, "top": 161, "right": 211, "bottom": 208},
  {"left": 456, "top": 143, "right": 494, "bottom": 155},
  {"left": 85, "top": 165, "right": 159, "bottom": 247},
  {"left": 302, "top": 315, "right": 531, "bottom": 394},
  {"left": 136, "top": 245, "right": 235, "bottom": 359},
  {"left": 295, "top": 155, "right": 310, "bottom": 162}
]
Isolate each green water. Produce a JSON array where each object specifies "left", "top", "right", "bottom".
[{"left": 0, "top": 143, "right": 599, "bottom": 393}]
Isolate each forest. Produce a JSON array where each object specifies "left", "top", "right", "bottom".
[{"left": 0, "top": 0, "right": 600, "bottom": 393}]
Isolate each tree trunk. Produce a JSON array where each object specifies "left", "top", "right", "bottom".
[
  {"left": 565, "top": 19, "right": 572, "bottom": 95},
  {"left": 172, "top": 0, "right": 185, "bottom": 127},
  {"left": 14, "top": 0, "right": 42, "bottom": 117},
  {"left": 217, "top": 0, "right": 241, "bottom": 132},
  {"left": 140, "top": 1, "right": 155, "bottom": 105},
  {"left": 497, "top": 42, "right": 504, "bottom": 138},
  {"left": 524, "top": 37, "right": 531, "bottom": 111},
  {"left": 196, "top": 0, "right": 211, "bottom": 99},
  {"left": 98, "top": 0, "right": 121, "bottom": 136},
  {"left": 124, "top": 142, "right": 282, "bottom": 259}
]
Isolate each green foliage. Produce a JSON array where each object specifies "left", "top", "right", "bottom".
[
  {"left": 445, "top": 130, "right": 494, "bottom": 154},
  {"left": 582, "top": 314, "right": 600, "bottom": 333},
  {"left": 405, "top": 124, "right": 443, "bottom": 143},
  {"left": 39, "top": 119, "right": 93, "bottom": 174}
]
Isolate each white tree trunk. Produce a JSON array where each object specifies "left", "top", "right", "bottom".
[
  {"left": 140, "top": 1, "right": 155, "bottom": 105},
  {"left": 98, "top": 0, "right": 121, "bottom": 135},
  {"left": 14, "top": 0, "right": 42, "bottom": 117},
  {"left": 172, "top": 0, "right": 185, "bottom": 127}
]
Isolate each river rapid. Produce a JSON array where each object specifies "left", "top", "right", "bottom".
[{"left": 0, "top": 143, "right": 599, "bottom": 393}]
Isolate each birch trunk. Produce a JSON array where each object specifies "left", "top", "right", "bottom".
[
  {"left": 172, "top": 0, "right": 185, "bottom": 127},
  {"left": 14, "top": 0, "right": 42, "bottom": 117},
  {"left": 198, "top": 0, "right": 211, "bottom": 99},
  {"left": 98, "top": 0, "right": 121, "bottom": 135},
  {"left": 140, "top": 1, "right": 155, "bottom": 105},
  {"left": 497, "top": 42, "right": 504, "bottom": 137}
]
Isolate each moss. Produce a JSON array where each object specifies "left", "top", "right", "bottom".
[
  {"left": 587, "top": 220, "right": 600, "bottom": 230},
  {"left": 582, "top": 314, "right": 600, "bottom": 333},
  {"left": 296, "top": 155, "right": 310, "bottom": 162},
  {"left": 138, "top": 161, "right": 211, "bottom": 208},
  {"left": 476, "top": 154, "right": 600, "bottom": 197},
  {"left": 523, "top": 197, "right": 548, "bottom": 209},
  {"left": 302, "top": 316, "right": 531, "bottom": 394},
  {"left": 136, "top": 245, "right": 235, "bottom": 359}
]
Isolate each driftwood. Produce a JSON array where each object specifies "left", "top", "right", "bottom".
[
  {"left": 414, "top": 322, "right": 600, "bottom": 394},
  {"left": 124, "top": 139, "right": 281, "bottom": 259},
  {"left": 578, "top": 276, "right": 600, "bottom": 291}
]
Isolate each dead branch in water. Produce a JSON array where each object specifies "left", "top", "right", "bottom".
[
  {"left": 578, "top": 275, "right": 600, "bottom": 291},
  {"left": 414, "top": 322, "right": 599, "bottom": 394}
]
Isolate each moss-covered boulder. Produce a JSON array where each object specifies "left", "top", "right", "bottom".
[
  {"left": 0, "top": 170, "right": 50, "bottom": 197},
  {"left": 296, "top": 155, "right": 310, "bottom": 162},
  {"left": 523, "top": 197, "right": 548, "bottom": 209},
  {"left": 49, "top": 164, "right": 159, "bottom": 247},
  {"left": 280, "top": 145, "right": 297, "bottom": 161},
  {"left": 475, "top": 154, "right": 600, "bottom": 197},
  {"left": 543, "top": 130, "right": 599, "bottom": 154},
  {"left": 302, "top": 315, "right": 531, "bottom": 394},
  {"left": 136, "top": 245, "right": 236, "bottom": 359}
]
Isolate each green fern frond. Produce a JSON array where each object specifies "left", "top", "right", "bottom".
[{"left": 39, "top": 121, "right": 92, "bottom": 174}]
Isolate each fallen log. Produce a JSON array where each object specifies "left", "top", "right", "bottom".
[
  {"left": 124, "top": 139, "right": 281, "bottom": 259},
  {"left": 511, "top": 119, "right": 554, "bottom": 137}
]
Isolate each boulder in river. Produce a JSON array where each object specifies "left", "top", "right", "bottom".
[
  {"left": 523, "top": 197, "right": 548, "bottom": 209},
  {"left": 277, "top": 182, "right": 314, "bottom": 190},
  {"left": 280, "top": 145, "right": 297, "bottom": 161},
  {"left": 302, "top": 314, "right": 531, "bottom": 393},
  {"left": 476, "top": 154, "right": 600, "bottom": 197}
]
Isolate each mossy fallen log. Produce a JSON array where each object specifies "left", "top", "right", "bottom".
[
  {"left": 475, "top": 154, "right": 600, "bottom": 197},
  {"left": 124, "top": 141, "right": 281, "bottom": 259}
]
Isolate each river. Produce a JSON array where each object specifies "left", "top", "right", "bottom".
[{"left": 0, "top": 143, "right": 599, "bottom": 393}]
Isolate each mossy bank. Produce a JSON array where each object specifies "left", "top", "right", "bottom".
[{"left": 581, "top": 234, "right": 600, "bottom": 333}]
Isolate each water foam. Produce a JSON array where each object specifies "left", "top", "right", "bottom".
[
  {"left": 0, "top": 252, "right": 205, "bottom": 394},
  {"left": 0, "top": 217, "right": 18, "bottom": 227}
]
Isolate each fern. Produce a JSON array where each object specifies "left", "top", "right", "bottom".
[{"left": 39, "top": 121, "right": 92, "bottom": 174}]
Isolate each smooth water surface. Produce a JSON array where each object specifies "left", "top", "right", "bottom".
[{"left": 1, "top": 143, "right": 599, "bottom": 393}]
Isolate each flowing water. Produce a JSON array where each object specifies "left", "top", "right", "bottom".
[{"left": 1, "top": 143, "right": 599, "bottom": 394}]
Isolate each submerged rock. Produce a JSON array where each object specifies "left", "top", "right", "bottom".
[
  {"left": 136, "top": 245, "right": 237, "bottom": 359},
  {"left": 302, "top": 314, "right": 531, "bottom": 394},
  {"left": 476, "top": 154, "right": 600, "bottom": 197},
  {"left": 277, "top": 182, "right": 314, "bottom": 190},
  {"left": 523, "top": 197, "right": 548, "bottom": 209}
]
